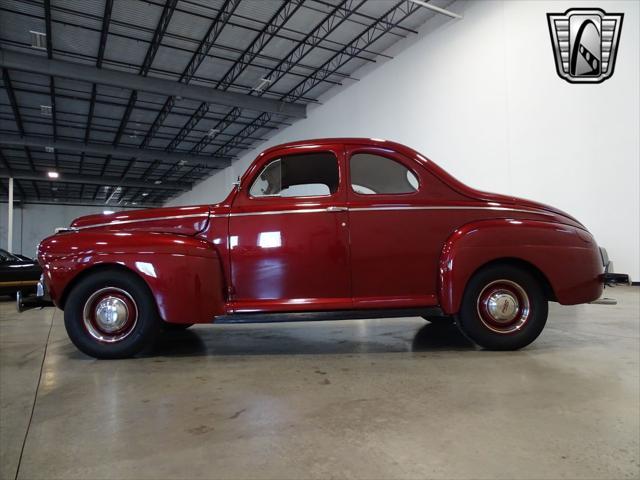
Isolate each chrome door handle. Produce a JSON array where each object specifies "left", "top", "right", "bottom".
[{"left": 326, "top": 206, "right": 347, "bottom": 212}]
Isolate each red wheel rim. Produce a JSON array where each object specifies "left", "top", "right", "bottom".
[
  {"left": 476, "top": 280, "right": 530, "bottom": 334},
  {"left": 82, "top": 287, "right": 138, "bottom": 343}
]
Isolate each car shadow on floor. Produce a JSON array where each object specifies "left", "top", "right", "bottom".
[{"left": 145, "top": 321, "right": 476, "bottom": 358}]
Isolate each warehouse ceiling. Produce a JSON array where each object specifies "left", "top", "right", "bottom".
[{"left": 0, "top": 0, "right": 453, "bottom": 207}]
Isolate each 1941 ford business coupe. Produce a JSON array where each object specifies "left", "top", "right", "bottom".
[{"left": 21, "top": 138, "right": 628, "bottom": 358}]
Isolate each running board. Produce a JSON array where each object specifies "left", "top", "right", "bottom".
[{"left": 214, "top": 307, "right": 444, "bottom": 324}]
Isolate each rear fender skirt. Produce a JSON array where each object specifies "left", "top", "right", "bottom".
[
  {"left": 39, "top": 231, "right": 225, "bottom": 323},
  {"left": 438, "top": 219, "right": 603, "bottom": 314}
]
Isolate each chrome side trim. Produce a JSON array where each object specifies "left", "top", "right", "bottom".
[
  {"left": 228, "top": 206, "right": 556, "bottom": 218},
  {"left": 348, "top": 206, "right": 556, "bottom": 216},
  {"left": 65, "top": 206, "right": 556, "bottom": 226},
  {"left": 69, "top": 213, "right": 209, "bottom": 231},
  {"left": 229, "top": 208, "right": 329, "bottom": 217}
]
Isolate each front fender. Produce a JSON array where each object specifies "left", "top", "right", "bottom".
[
  {"left": 438, "top": 219, "right": 603, "bottom": 314},
  {"left": 38, "top": 231, "right": 225, "bottom": 323}
]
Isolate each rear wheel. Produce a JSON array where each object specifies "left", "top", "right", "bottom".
[
  {"left": 456, "top": 264, "right": 548, "bottom": 350},
  {"left": 64, "top": 269, "right": 161, "bottom": 359}
]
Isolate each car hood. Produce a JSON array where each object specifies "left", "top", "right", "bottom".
[
  {"left": 469, "top": 189, "right": 583, "bottom": 227},
  {"left": 69, "top": 205, "right": 211, "bottom": 236}
]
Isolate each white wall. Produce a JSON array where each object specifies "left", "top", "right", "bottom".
[
  {"left": 0, "top": 203, "right": 137, "bottom": 257},
  {"left": 173, "top": 0, "right": 639, "bottom": 281}
]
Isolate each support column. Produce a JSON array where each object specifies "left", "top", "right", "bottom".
[{"left": 8, "top": 177, "right": 13, "bottom": 252}]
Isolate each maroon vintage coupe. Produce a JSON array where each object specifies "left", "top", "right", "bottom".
[{"left": 19, "top": 138, "right": 628, "bottom": 358}]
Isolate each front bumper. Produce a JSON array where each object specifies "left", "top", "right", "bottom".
[{"left": 16, "top": 275, "right": 54, "bottom": 312}]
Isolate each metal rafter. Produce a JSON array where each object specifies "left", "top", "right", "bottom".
[
  {"left": 309, "top": 0, "right": 417, "bottom": 35},
  {"left": 164, "top": 0, "right": 302, "bottom": 157},
  {"left": 213, "top": 112, "right": 273, "bottom": 160},
  {"left": 0, "top": 135, "right": 230, "bottom": 168},
  {"left": 258, "top": 0, "right": 367, "bottom": 95},
  {"left": 0, "top": 151, "right": 11, "bottom": 173},
  {"left": 139, "top": 0, "right": 241, "bottom": 150},
  {"left": 0, "top": 3, "right": 359, "bottom": 85},
  {"left": 0, "top": 51, "right": 305, "bottom": 118},
  {"left": 2, "top": 68, "right": 25, "bottom": 135},
  {"left": 170, "top": 112, "right": 273, "bottom": 186},
  {"left": 83, "top": 0, "right": 113, "bottom": 175},
  {"left": 2, "top": 68, "right": 35, "bottom": 171},
  {"left": 217, "top": 1, "right": 304, "bottom": 92},
  {"left": 0, "top": 169, "right": 188, "bottom": 191},
  {"left": 113, "top": 0, "right": 178, "bottom": 148},
  {"left": 283, "top": 0, "right": 422, "bottom": 103},
  {"left": 189, "top": 106, "right": 242, "bottom": 156}
]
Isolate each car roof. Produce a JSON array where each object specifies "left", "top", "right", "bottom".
[{"left": 260, "top": 138, "right": 427, "bottom": 161}]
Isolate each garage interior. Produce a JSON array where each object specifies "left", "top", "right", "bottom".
[{"left": 1, "top": 0, "right": 639, "bottom": 479}]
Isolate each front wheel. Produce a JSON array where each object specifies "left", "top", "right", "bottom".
[
  {"left": 422, "top": 315, "right": 455, "bottom": 325},
  {"left": 64, "top": 269, "right": 161, "bottom": 359},
  {"left": 456, "top": 264, "right": 548, "bottom": 350},
  {"left": 162, "top": 322, "right": 194, "bottom": 331}
]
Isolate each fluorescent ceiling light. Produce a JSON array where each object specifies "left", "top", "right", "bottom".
[
  {"left": 252, "top": 77, "right": 272, "bottom": 92},
  {"left": 407, "top": 0, "right": 462, "bottom": 19},
  {"left": 45, "top": 146, "right": 55, "bottom": 153},
  {"left": 29, "top": 31, "right": 47, "bottom": 49},
  {"left": 141, "top": 192, "right": 149, "bottom": 197},
  {"left": 207, "top": 128, "right": 220, "bottom": 138},
  {"left": 47, "top": 171, "right": 59, "bottom": 179},
  {"left": 40, "top": 105, "right": 52, "bottom": 116}
]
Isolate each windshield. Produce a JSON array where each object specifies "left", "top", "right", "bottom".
[{"left": 0, "top": 248, "right": 19, "bottom": 261}]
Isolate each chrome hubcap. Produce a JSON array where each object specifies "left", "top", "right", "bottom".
[
  {"left": 95, "top": 296, "right": 129, "bottom": 332},
  {"left": 477, "top": 280, "right": 531, "bottom": 334},
  {"left": 83, "top": 287, "right": 138, "bottom": 343},
  {"left": 486, "top": 291, "right": 519, "bottom": 323}
]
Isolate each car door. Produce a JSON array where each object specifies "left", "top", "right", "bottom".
[
  {"left": 228, "top": 144, "right": 351, "bottom": 312},
  {"left": 345, "top": 146, "right": 443, "bottom": 308}
]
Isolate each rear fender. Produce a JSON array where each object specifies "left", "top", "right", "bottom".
[
  {"left": 39, "top": 231, "right": 225, "bottom": 323},
  {"left": 438, "top": 219, "right": 603, "bottom": 314}
]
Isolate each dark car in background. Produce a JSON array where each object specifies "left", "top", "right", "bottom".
[{"left": 0, "top": 249, "right": 41, "bottom": 298}]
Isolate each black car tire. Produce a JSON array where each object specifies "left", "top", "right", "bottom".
[
  {"left": 422, "top": 315, "right": 455, "bottom": 325},
  {"left": 64, "top": 269, "right": 161, "bottom": 359},
  {"left": 456, "top": 264, "right": 548, "bottom": 350},
  {"left": 162, "top": 322, "right": 194, "bottom": 331}
]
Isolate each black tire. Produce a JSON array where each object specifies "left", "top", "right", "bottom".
[
  {"left": 456, "top": 264, "right": 548, "bottom": 350},
  {"left": 422, "top": 315, "right": 455, "bottom": 325},
  {"left": 162, "top": 322, "right": 194, "bottom": 331},
  {"left": 64, "top": 269, "right": 161, "bottom": 359}
]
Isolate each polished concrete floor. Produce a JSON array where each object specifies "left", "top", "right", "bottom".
[{"left": 1, "top": 287, "right": 639, "bottom": 480}]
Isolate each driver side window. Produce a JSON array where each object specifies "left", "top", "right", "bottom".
[{"left": 249, "top": 151, "right": 338, "bottom": 198}]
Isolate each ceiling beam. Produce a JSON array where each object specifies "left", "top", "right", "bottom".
[
  {"left": 0, "top": 134, "right": 230, "bottom": 168},
  {"left": 0, "top": 50, "right": 306, "bottom": 118},
  {"left": 0, "top": 169, "right": 188, "bottom": 191}
]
